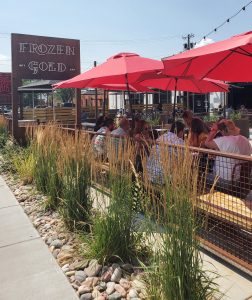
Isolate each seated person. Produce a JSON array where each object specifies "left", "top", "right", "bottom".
[
  {"left": 182, "top": 110, "right": 194, "bottom": 128},
  {"left": 110, "top": 118, "right": 130, "bottom": 158},
  {"left": 147, "top": 121, "right": 185, "bottom": 184},
  {"left": 94, "top": 115, "right": 106, "bottom": 132},
  {"left": 182, "top": 110, "right": 209, "bottom": 139},
  {"left": 92, "top": 118, "right": 114, "bottom": 158},
  {"left": 205, "top": 119, "right": 252, "bottom": 193},
  {"left": 189, "top": 117, "right": 209, "bottom": 148},
  {"left": 81, "top": 110, "right": 88, "bottom": 122},
  {"left": 111, "top": 117, "right": 129, "bottom": 137},
  {"left": 239, "top": 104, "right": 248, "bottom": 117},
  {"left": 157, "top": 121, "right": 185, "bottom": 145},
  {"left": 133, "top": 120, "right": 152, "bottom": 172},
  {"left": 134, "top": 120, "right": 152, "bottom": 151}
]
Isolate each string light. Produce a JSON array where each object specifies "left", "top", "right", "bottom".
[{"left": 200, "top": 1, "right": 252, "bottom": 41}]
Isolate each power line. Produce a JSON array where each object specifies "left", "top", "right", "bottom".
[
  {"left": 200, "top": 0, "right": 252, "bottom": 41},
  {"left": 0, "top": 32, "right": 180, "bottom": 45}
]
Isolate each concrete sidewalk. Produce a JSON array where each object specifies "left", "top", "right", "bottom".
[{"left": 0, "top": 176, "right": 79, "bottom": 300}]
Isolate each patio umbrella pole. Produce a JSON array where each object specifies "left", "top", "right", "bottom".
[
  {"left": 173, "top": 78, "right": 178, "bottom": 122},
  {"left": 125, "top": 73, "right": 135, "bottom": 129},
  {"left": 125, "top": 74, "right": 132, "bottom": 113},
  {"left": 103, "top": 90, "right": 106, "bottom": 116}
]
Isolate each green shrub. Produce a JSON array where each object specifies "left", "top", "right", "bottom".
[
  {"left": 12, "top": 146, "right": 35, "bottom": 184},
  {"left": 0, "top": 139, "right": 21, "bottom": 173},
  {"left": 0, "top": 117, "right": 8, "bottom": 149},
  {"left": 230, "top": 111, "right": 241, "bottom": 121},
  {"left": 203, "top": 114, "right": 219, "bottom": 123}
]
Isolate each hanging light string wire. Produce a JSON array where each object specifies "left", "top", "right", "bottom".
[{"left": 200, "top": 0, "right": 252, "bottom": 41}]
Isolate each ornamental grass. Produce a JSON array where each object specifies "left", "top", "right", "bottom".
[
  {"left": 87, "top": 137, "right": 147, "bottom": 264},
  {"left": 141, "top": 143, "right": 219, "bottom": 300}
]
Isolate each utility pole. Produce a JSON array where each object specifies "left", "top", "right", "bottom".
[
  {"left": 182, "top": 33, "right": 195, "bottom": 50},
  {"left": 182, "top": 34, "right": 195, "bottom": 110}
]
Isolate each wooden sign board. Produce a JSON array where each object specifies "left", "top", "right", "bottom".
[
  {"left": 11, "top": 33, "right": 80, "bottom": 80},
  {"left": 11, "top": 33, "right": 81, "bottom": 138}
]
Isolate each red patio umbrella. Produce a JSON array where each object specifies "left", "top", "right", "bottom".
[
  {"left": 54, "top": 52, "right": 162, "bottom": 115},
  {"left": 55, "top": 52, "right": 163, "bottom": 89},
  {"left": 140, "top": 76, "right": 229, "bottom": 93},
  {"left": 162, "top": 31, "right": 252, "bottom": 82},
  {"left": 139, "top": 75, "right": 229, "bottom": 121},
  {"left": 96, "top": 82, "right": 154, "bottom": 93}
]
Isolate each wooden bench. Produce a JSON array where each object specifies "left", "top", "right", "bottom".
[
  {"left": 198, "top": 191, "right": 252, "bottom": 231},
  {"left": 197, "top": 162, "right": 252, "bottom": 231}
]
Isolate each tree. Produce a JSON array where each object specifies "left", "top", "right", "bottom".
[{"left": 54, "top": 88, "right": 74, "bottom": 103}]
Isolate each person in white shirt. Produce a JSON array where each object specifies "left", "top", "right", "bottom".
[
  {"left": 147, "top": 121, "right": 185, "bottom": 184},
  {"left": 110, "top": 118, "right": 130, "bottom": 158},
  {"left": 205, "top": 119, "right": 252, "bottom": 191},
  {"left": 92, "top": 118, "right": 114, "bottom": 158},
  {"left": 111, "top": 117, "right": 129, "bottom": 137}
]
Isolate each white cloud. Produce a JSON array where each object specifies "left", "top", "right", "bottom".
[
  {"left": 0, "top": 53, "right": 11, "bottom": 72},
  {"left": 194, "top": 38, "right": 215, "bottom": 49}
]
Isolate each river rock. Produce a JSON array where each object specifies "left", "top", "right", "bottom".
[
  {"left": 128, "top": 288, "right": 138, "bottom": 298},
  {"left": 50, "top": 239, "right": 63, "bottom": 249},
  {"left": 119, "top": 278, "right": 130, "bottom": 290},
  {"left": 44, "top": 224, "right": 51, "bottom": 230},
  {"left": 61, "top": 264, "right": 70, "bottom": 273},
  {"left": 46, "top": 237, "right": 52, "bottom": 246},
  {"left": 101, "top": 267, "right": 113, "bottom": 282},
  {"left": 84, "top": 259, "right": 102, "bottom": 277},
  {"left": 80, "top": 293, "right": 92, "bottom": 300},
  {"left": 70, "top": 259, "right": 89, "bottom": 271},
  {"left": 78, "top": 285, "right": 93, "bottom": 295},
  {"left": 106, "top": 282, "right": 115, "bottom": 295},
  {"left": 96, "top": 282, "right": 106, "bottom": 292},
  {"left": 108, "top": 292, "right": 121, "bottom": 300},
  {"left": 112, "top": 263, "right": 120, "bottom": 270},
  {"left": 75, "top": 270, "right": 87, "bottom": 283},
  {"left": 58, "top": 253, "right": 73, "bottom": 264},
  {"left": 111, "top": 268, "right": 122, "bottom": 283},
  {"left": 96, "top": 296, "right": 106, "bottom": 300},
  {"left": 65, "top": 271, "right": 75, "bottom": 277},
  {"left": 82, "top": 277, "right": 99, "bottom": 288},
  {"left": 61, "top": 245, "right": 72, "bottom": 251},
  {"left": 92, "top": 288, "right": 101, "bottom": 298},
  {"left": 52, "top": 249, "right": 60, "bottom": 259},
  {"left": 115, "top": 284, "right": 126, "bottom": 297}
]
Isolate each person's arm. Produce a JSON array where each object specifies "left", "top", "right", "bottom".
[{"left": 204, "top": 124, "right": 219, "bottom": 150}]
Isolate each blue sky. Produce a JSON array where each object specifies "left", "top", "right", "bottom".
[{"left": 1, "top": 0, "right": 252, "bottom": 72}]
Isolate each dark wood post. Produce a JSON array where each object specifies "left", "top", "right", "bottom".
[
  {"left": 75, "top": 88, "right": 81, "bottom": 129},
  {"left": 11, "top": 75, "right": 21, "bottom": 139}
]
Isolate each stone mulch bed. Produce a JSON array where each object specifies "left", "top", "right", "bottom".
[{"left": 1, "top": 172, "right": 147, "bottom": 300}]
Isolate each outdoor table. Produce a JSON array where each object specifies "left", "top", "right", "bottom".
[
  {"left": 154, "top": 128, "right": 167, "bottom": 136},
  {"left": 155, "top": 128, "right": 167, "bottom": 133},
  {"left": 18, "top": 120, "right": 38, "bottom": 127},
  {"left": 81, "top": 122, "right": 96, "bottom": 131}
]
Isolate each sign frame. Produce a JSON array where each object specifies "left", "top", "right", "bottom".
[{"left": 11, "top": 33, "right": 81, "bottom": 138}]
